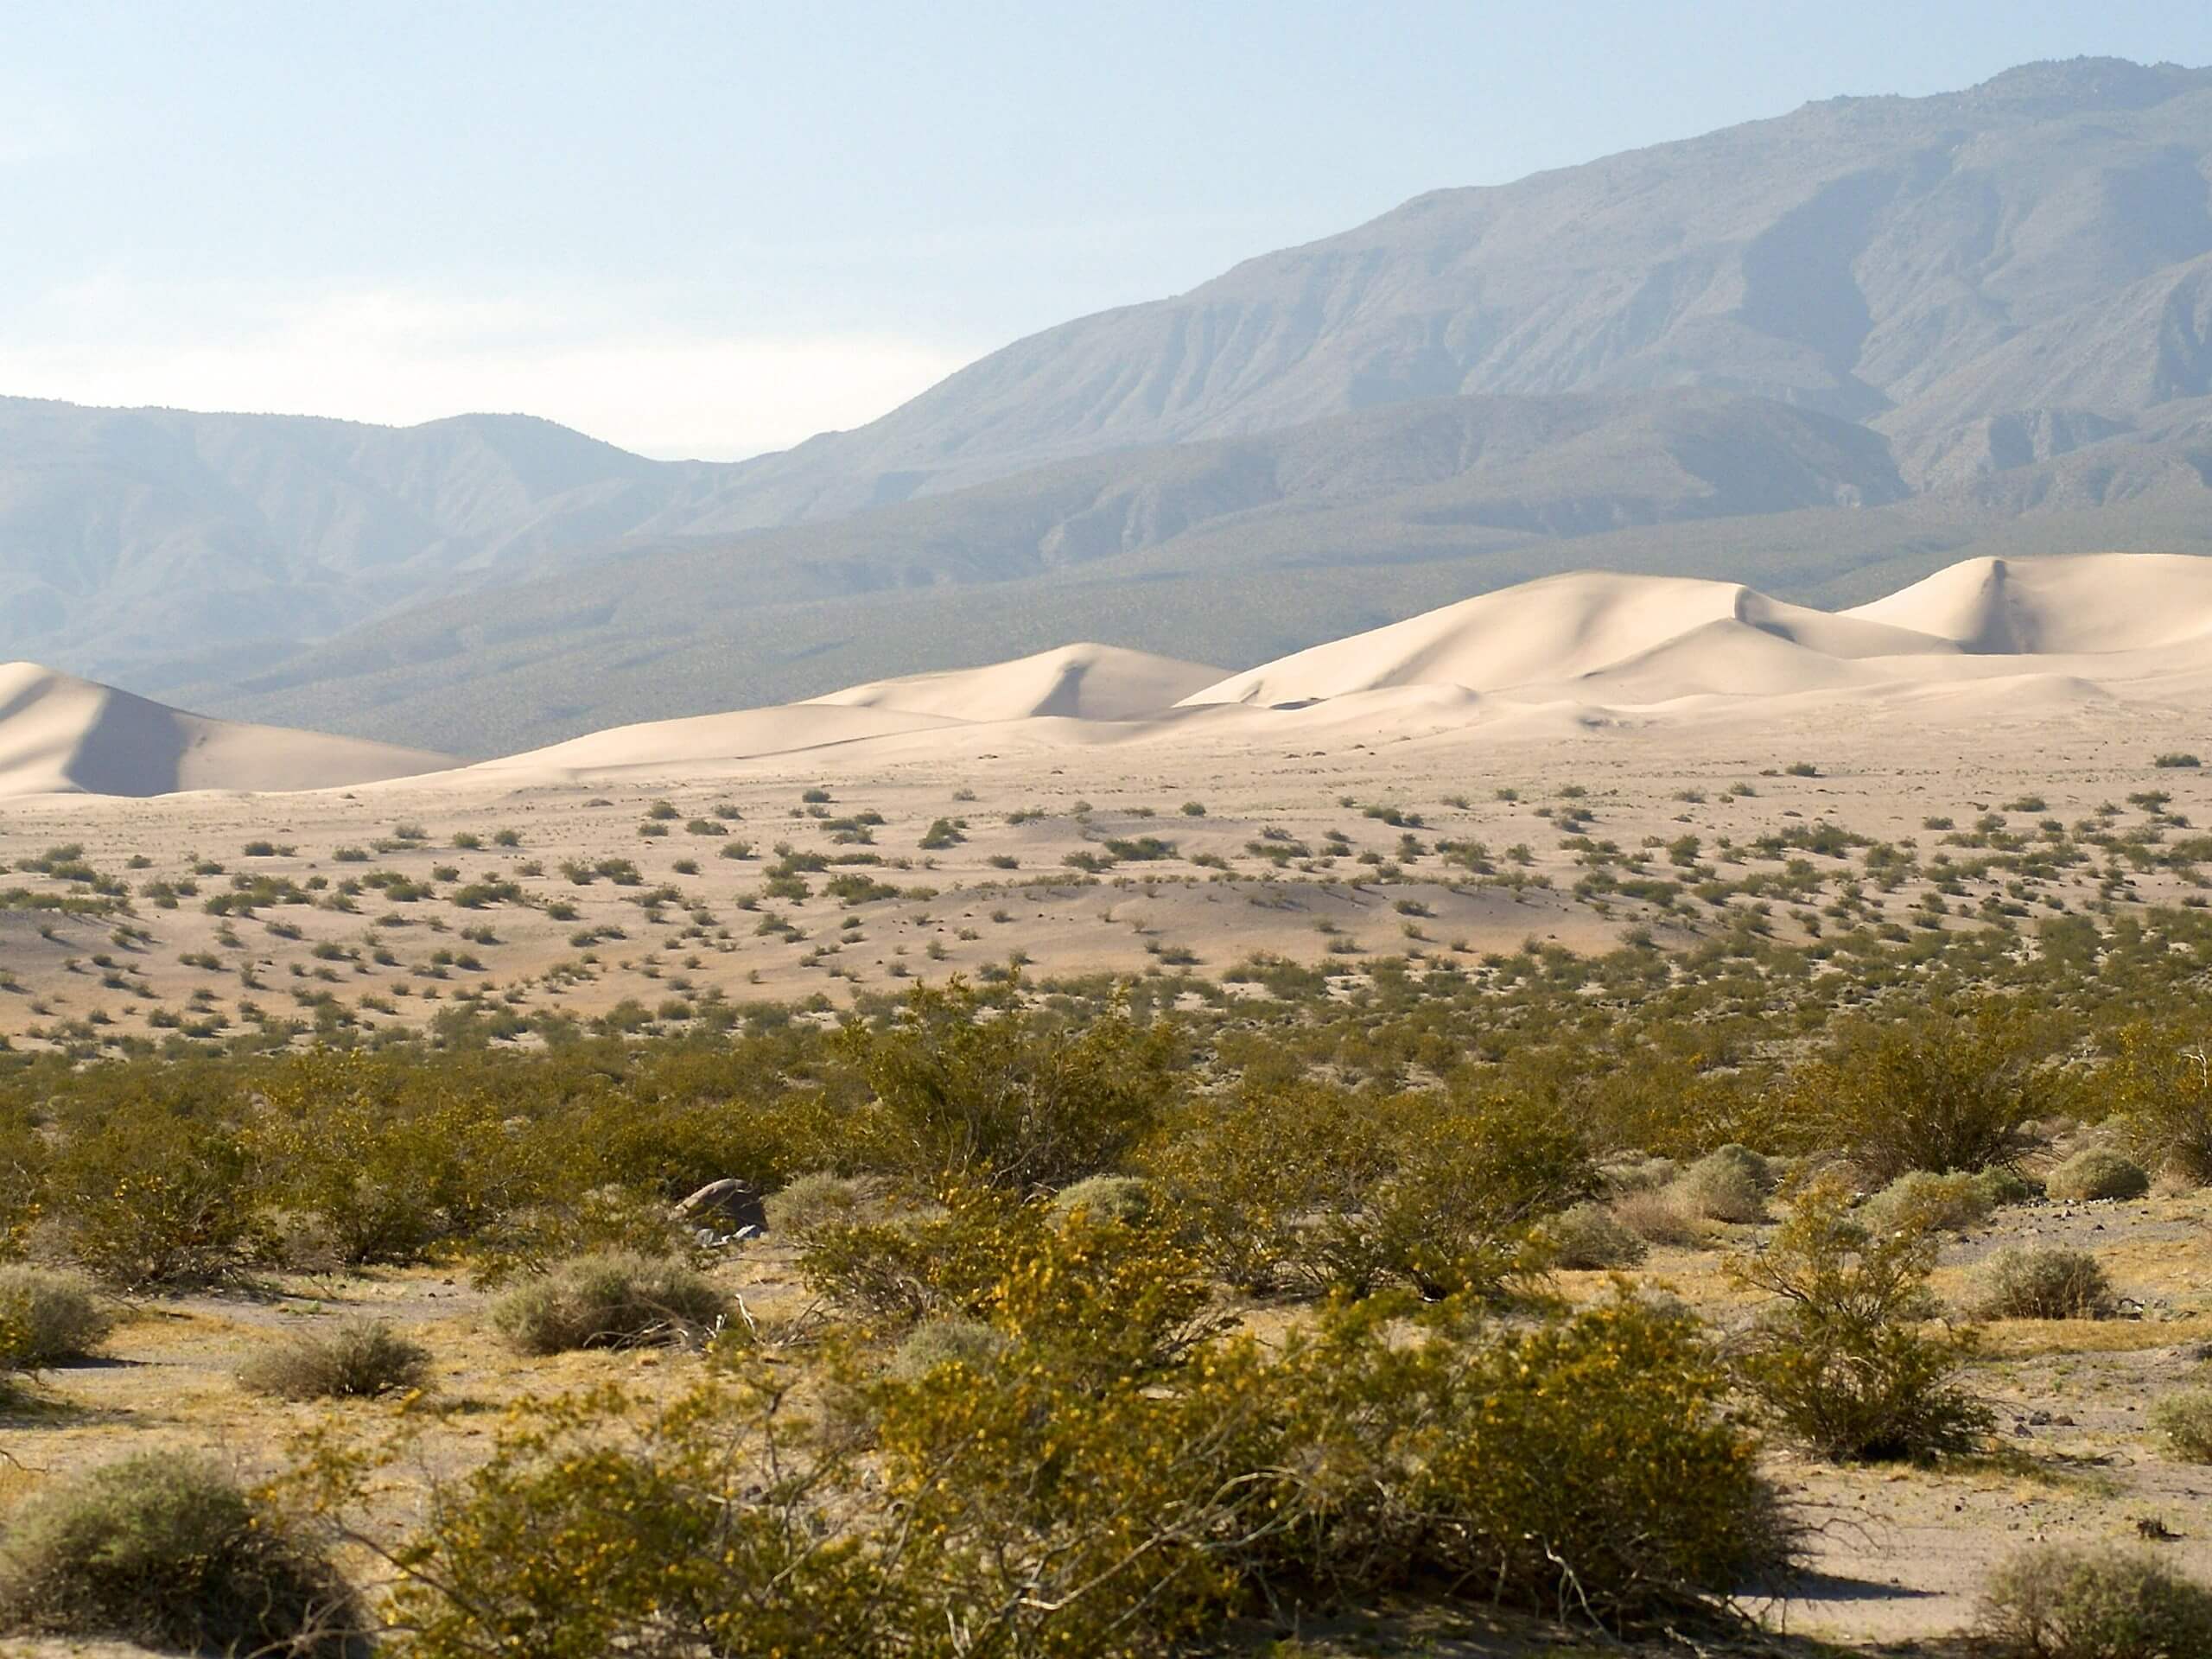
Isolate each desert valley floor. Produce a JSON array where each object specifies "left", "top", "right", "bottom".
[{"left": 4, "top": 554, "right": 2212, "bottom": 1654}]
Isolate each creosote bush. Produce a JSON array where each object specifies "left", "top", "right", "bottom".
[
  {"left": 1146, "top": 1078, "right": 1594, "bottom": 1299},
  {"left": 2044, "top": 1147, "right": 2150, "bottom": 1202},
  {"left": 1978, "top": 1543, "right": 2212, "bottom": 1659},
  {"left": 2150, "top": 1389, "right": 2212, "bottom": 1463},
  {"left": 493, "top": 1249, "right": 728, "bottom": 1354},
  {"left": 0, "top": 1454, "right": 359, "bottom": 1655},
  {"left": 0, "top": 1267, "right": 111, "bottom": 1369},
  {"left": 238, "top": 1319, "right": 433, "bottom": 1401},
  {"left": 1728, "top": 1174, "right": 1989, "bottom": 1461},
  {"left": 314, "top": 1274, "right": 1786, "bottom": 1656},
  {"left": 1791, "top": 1002, "right": 2054, "bottom": 1181},
  {"left": 1977, "top": 1246, "right": 2115, "bottom": 1320}
]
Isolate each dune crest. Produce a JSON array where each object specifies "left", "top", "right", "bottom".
[
  {"left": 0, "top": 663, "right": 452, "bottom": 798},
  {"left": 1843, "top": 553, "right": 2212, "bottom": 653},
  {"left": 805, "top": 643, "right": 1224, "bottom": 722}
]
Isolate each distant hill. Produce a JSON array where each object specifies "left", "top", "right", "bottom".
[{"left": 13, "top": 56, "right": 2212, "bottom": 751}]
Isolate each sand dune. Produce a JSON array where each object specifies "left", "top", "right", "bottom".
[
  {"left": 1845, "top": 553, "right": 2212, "bottom": 654},
  {"left": 0, "top": 663, "right": 451, "bottom": 798},
  {"left": 1176, "top": 573, "right": 1955, "bottom": 709},
  {"left": 443, "top": 551, "right": 2212, "bottom": 779},
  {"left": 806, "top": 643, "right": 1224, "bottom": 722},
  {"left": 22, "top": 553, "right": 2205, "bottom": 796}
]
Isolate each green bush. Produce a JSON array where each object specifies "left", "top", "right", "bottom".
[
  {"left": 1978, "top": 1246, "right": 2115, "bottom": 1320},
  {"left": 1863, "top": 1170, "right": 1994, "bottom": 1234},
  {"left": 238, "top": 1319, "right": 433, "bottom": 1400},
  {"left": 2151, "top": 1389, "right": 2212, "bottom": 1462},
  {"left": 493, "top": 1250, "right": 729, "bottom": 1354},
  {"left": 1978, "top": 1543, "right": 2212, "bottom": 1658},
  {"left": 847, "top": 980, "right": 1177, "bottom": 1190},
  {"left": 1729, "top": 1175, "right": 1989, "bottom": 1460},
  {"left": 2044, "top": 1147, "right": 2150, "bottom": 1202},
  {"left": 2110, "top": 1023, "right": 2212, "bottom": 1183},
  {"left": 44, "top": 1114, "right": 267, "bottom": 1287},
  {"left": 0, "top": 1454, "right": 359, "bottom": 1654},
  {"left": 0, "top": 1268, "right": 111, "bottom": 1368},
  {"left": 344, "top": 1293, "right": 1786, "bottom": 1655},
  {"left": 1546, "top": 1200, "right": 1649, "bottom": 1268},
  {"left": 1793, "top": 1003, "right": 2054, "bottom": 1181},
  {"left": 1148, "top": 1080, "right": 1592, "bottom": 1299}
]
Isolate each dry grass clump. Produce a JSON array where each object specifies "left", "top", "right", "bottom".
[
  {"left": 2150, "top": 1389, "right": 2212, "bottom": 1462},
  {"left": 1545, "top": 1200, "right": 1649, "bottom": 1269},
  {"left": 1862, "top": 1170, "right": 1993, "bottom": 1234},
  {"left": 492, "top": 1249, "right": 728, "bottom": 1354},
  {"left": 762, "top": 1172, "right": 868, "bottom": 1238},
  {"left": 1671, "top": 1145, "right": 1771, "bottom": 1224},
  {"left": 1048, "top": 1173, "right": 1154, "bottom": 1225},
  {"left": 1977, "top": 1542, "right": 2212, "bottom": 1658},
  {"left": 0, "top": 1267, "right": 111, "bottom": 1369},
  {"left": 887, "top": 1316, "right": 1008, "bottom": 1380},
  {"left": 2044, "top": 1147, "right": 2150, "bottom": 1202},
  {"left": 0, "top": 1453, "right": 359, "bottom": 1655},
  {"left": 1977, "top": 1246, "right": 2116, "bottom": 1320},
  {"left": 1611, "top": 1186, "right": 1702, "bottom": 1248},
  {"left": 238, "top": 1319, "right": 432, "bottom": 1401}
]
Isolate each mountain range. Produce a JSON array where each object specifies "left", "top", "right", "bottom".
[{"left": 10, "top": 55, "right": 2212, "bottom": 754}]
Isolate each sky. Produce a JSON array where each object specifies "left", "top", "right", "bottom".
[{"left": 6, "top": 3, "right": 2212, "bottom": 461}]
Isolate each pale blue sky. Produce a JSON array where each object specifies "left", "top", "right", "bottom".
[{"left": 5, "top": 2, "right": 2211, "bottom": 458}]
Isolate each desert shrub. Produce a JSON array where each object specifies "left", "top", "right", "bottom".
[
  {"left": 1791, "top": 1002, "right": 2054, "bottom": 1180},
  {"left": 800, "top": 1190, "right": 1220, "bottom": 1377},
  {"left": 2044, "top": 1147, "right": 2150, "bottom": 1202},
  {"left": 0, "top": 1268, "right": 111, "bottom": 1368},
  {"left": 2150, "top": 1389, "right": 2212, "bottom": 1462},
  {"left": 1602, "top": 1154, "right": 1677, "bottom": 1192},
  {"left": 1974, "top": 1165, "right": 2041, "bottom": 1206},
  {"left": 1048, "top": 1172, "right": 1154, "bottom": 1225},
  {"left": 1729, "top": 1174, "right": 1989, "bottom": 1460},
  {"left": 43, "top": 1114, "right": 268, "bottom": 1287},
  {"left": 847, "top": 979, "right": 1178, "bottom": 1190},
  {"left": 1148, "top": 1079, "right": 1592, "bottom": 1299},
  {"left": 357, "top": 1293, "right": 1783, "bottom": 1655},
  {"left": 470, "top": 1184, "right": 700, "bottom": 1287},
  {"left": 1611, "top": 1186, "right": 1701, "bottom": 1247},
  {"left": 0, "top": 1454, "right": 359, "bottom": 1654},
  {"left": 1546, "top": 1200, "right": 1649, "bottom": 1268},
  {"left": 2109, "top": 1023, "right": 2212, "bottom": 1183},
  {"left": 1671, "top": 1146, "right": 1770, "bottom": 1223},
  {"left": 763, "top": 1172, "right": 868, "bottom": 1238},
  {"left": 1978, "top": 1543, "right": 2212, "bottom": 1658},
  {"left": 887, "top": 1316, "right": 1007, "bottom": 1380},
  {"left": 2140, "top": 1389, "right": 2212, "bottom": 1469},
  {"left": 493, "top": 1250, "right": 728, "bottom": 1354},
  {"left": 1978, "top": 1246, "right": 2115, "bottom": 1320},
  {"left": 1863, "top": 1170, "right": 1994, "bottom": 1234},
  {"left": 238, "top": 1319, "right": 432, "bottom": 1400}
]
